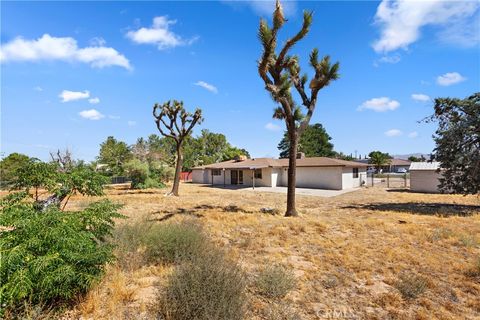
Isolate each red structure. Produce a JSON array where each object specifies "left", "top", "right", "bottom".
[{"left": 180, "top": 172, "right": 192, "bottom": 182}]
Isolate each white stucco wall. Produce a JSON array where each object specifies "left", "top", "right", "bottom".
[
  {"left": 342, "top": 167, "right": 367, "bottom": 189},
  {"left": 295, "top": 166, "right": 343, "bottom": 190},
  {"left": 192, "top": 169, "right": 208, "bottom": 184},
  {"left": 410, "top": 170, "right": 441, "bottom": 193}
]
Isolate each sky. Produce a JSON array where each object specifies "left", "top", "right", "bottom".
[{"left": 1, "top": 0, "right": 479, "bottom": 161}]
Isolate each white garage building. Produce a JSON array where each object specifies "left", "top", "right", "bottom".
[
  {"left": 409, "top": 162, "right": 442, "bottom": 193},
  {"left": 191, "top": 156, "right": 368, "bottom": 190}
]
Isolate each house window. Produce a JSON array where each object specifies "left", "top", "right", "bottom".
[
  {"left": 353, "top": 168, "right": 359, "bottom": 178},
  {"left": 212, "top": 169, "right": 221, "bottom": 176},
  {"left": 254, "top": 169, "right": 262, "bottom": 179}
]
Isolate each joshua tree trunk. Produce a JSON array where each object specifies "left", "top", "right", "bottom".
[
  {"left": 153, "top": 100, "right": 203, "bottom": 197},
  {"left": 257, "top": 0, "right": 340, "bottom": 217},
  {"left": 286, "top": 129, "right": 298, "bottom": 217},
  {"left": 171, "top": 144, "right": 183, "bottom": 196}
]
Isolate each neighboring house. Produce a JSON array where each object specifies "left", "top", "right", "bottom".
[
  {"left": 192, "top": 155, "right": 368, "bottom": 190},
  {"left": 409, "top": 162, "right": 442, "bottom": 193},
  {"left": 356, "top": 158, "right": 411, "bottom": 173}
]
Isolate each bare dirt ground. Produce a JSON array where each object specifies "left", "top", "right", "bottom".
[{"left": 66, "top": 183, "right": 480, "bottom": 320}]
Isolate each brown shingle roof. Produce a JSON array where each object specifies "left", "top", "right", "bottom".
[{"left": 193, "top": 157, "right": 368, "bottom": 170}]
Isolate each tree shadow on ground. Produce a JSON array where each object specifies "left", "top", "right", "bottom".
[
  {"left": 149, "top": 204, "right": 254, "bottom": 221},
  {"left": 342, "top": 203, "right": 480, "bottom": 217}
]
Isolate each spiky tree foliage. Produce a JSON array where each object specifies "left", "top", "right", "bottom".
[
  {"left": 153, "top": 100, "right": 203, "bottom": 196},
  {"left": 368, "top": 151, "right": 391, "bottom": 173},
  {"left": 258, "top": 0, "right": 340, "bottom": 216},
  {"left": 427, "top": 93, "right": 480, "bottom": 194}
]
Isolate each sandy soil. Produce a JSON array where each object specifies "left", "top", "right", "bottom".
[{"left": 67, "top": 183, "right": 480, "bottom": 320}]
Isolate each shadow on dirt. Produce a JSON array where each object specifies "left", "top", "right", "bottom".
[{"left": 342, "top": 202, "right": 480, "bottom": 217}]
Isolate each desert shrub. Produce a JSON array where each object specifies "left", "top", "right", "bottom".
[
  {"left": 394, "top": 273, "right": 427, "bottom": 300},
  {"left": 261, "top": 303, "right": 301, "bottom": 320},
  {"left": 256, "top": 264, "right": 296, "bottom": 298},
  {"left": 138, "top": 177, "right": 165, "bottom": 189},
  {"left": 159, "top": 248, "right": 247, "bottom": 320},
  {"left": 427, "top": 227, "right": 453, "bottom": 242},
  {"left": 0, "top": 195, "right": 123, "bottom": 314},
  {"left": 143, "top": 221, "right": 207, "bottom": 264},
  {"left": 111, "top": 220, "right": 152, "bottom": 271},
  {"left": 465, "top": 257, "right": 480, "bottom": 279},
  {"left": 149, "top": 161, "right": 175, "bottom": 183}
]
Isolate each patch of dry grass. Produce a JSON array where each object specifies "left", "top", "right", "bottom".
[{"left": 66, "top": 183, "right": 480, "bottom": 319}]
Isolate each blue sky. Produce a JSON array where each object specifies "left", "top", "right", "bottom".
[{"left": 1, "top": 0, "right": 479, "bottom": 161}]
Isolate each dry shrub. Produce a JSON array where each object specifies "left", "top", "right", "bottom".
[
  {"left": 465, "top": 257, "right": 480, "bottom": 280},
  {"left": 261, "top": 302, "right": 301, "bottom": 320},
  {"left": 256, "top": 264, "right": 296, "bottom": 299},
  {"left": 427, "top": 227, "right": 453, "bottom": 242},
  {"left": 395, "top": 273, "right": 427, "bottom": 300},
  {"left": 143, "top": 221, "right": 207, "bottom": 264},
  {"left": 159, "top": 247, "right": 247, "bottom": 320},
  {"left": 112, "top": 219, "right": 207, "bottom": 269}
]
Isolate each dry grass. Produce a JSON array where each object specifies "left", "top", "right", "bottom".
[{"left": 64, "top": 183, "right": 480, "bottom": 319}]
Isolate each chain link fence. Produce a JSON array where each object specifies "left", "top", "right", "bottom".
[{"left": 367, "top": 173, "right": 409, "bottom": 189}]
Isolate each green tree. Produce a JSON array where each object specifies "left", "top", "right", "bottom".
[
  {"left": 0, "top": 153, "right": 31, "bottom": 188},
  {"left": 427, "top": 93, "right": 480, "bottom": 194},
  {"left": 97, "top": 136, "right": 132, "bottom": 175},
  {"left": 368, "top": 151, "right": 391, "bottom": 173},
  {"left": 258, "top": 0, "right": 340, "bottom": 216},
  {"left": 153, "top": 100, "right": 203, "bottom": 196},
  {"left": 278, "top": 123, "right": 334, "bottom": 158},
  {"left": 407, "top": 155, "right": 426, "bottom": 162}
]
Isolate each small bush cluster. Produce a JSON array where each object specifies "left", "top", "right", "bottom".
[
  {"left": 0, "top": 194, "right": 123, "bottom": 314},
  {"left": 114, "top": 219, "right": 247, "bottom": 320},
  {"left": 112, "top": 220, "right": 207, "bottom": 268},
  {"left": 123, "top": 159, "right": 172, "bottom": 189},
  {"left": 394, "top": 273, "right": 427, "bottom": 300},
  {"left": 160, "top": 248, "right": 247, "bottom": 320},
  {"left": 256, "top": 264, "right": 296, "bottom": 299}
]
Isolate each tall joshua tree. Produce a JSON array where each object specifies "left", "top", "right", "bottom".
[
  {"left": 153, "top": 100, "right": 203, "bottom": 196},
  {"left": 258, "top": 0, "right": 340, "bottom": 216}
]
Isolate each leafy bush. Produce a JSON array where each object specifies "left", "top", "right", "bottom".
[
  {"left": 0, "top": 195, "right": 123, "bottom": 313},
  {"left": 124, "top": 159, "right": 167, "bottom": 189},
  {"left": 143, "top": 221, "right": 207, "bottom": 264},
  {"left": 394, "top": 273, "right": 427, "bottom": 300},
  {"left": 256, "top": 264, "right": 296, "bottom": 298},
  {"left": 159, "top": 248, "right": 247, "bottom": 320}
]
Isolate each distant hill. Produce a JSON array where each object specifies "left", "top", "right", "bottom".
[{"left": 393, "top": 153, "right": 432, "bottom": 160}]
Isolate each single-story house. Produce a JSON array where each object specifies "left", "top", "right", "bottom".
[
  {"left": 192, "top": 156, "right": 368, "bottom": 190},
  {"left": 409, "top": 162, "right": 442, "bottom": 193}
]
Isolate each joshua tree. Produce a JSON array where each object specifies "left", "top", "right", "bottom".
[
  {"left": 153, "top": 100, "right": 203, "bottom": 196},
  {"left": 258, "top": 0, "right": 340, "bottom": 216}
]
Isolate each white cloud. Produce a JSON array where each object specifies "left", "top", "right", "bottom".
[
  {"left": 0, "top": 34, "right": 131, "bottom": 70},
  {"left": 385, "top": 129, "right": 403, "bottom": 137},
  {"left": 436, "top": 72, "right": 466, "bottom": 86},
  {"left": 265, "top": 122, "right": 281, "bottom": 131},
  {"left": 126, "top": 16, "right": 197, "bottom": 50},
  {"left": 127, "top": 120, "right": 137, "bottom": 126},
  {"left": 89, "top": 37, "right": 106, "bottom": 47},
  {"left": 411, "top": 93, "right": 430, "bottom": 102},
  {"left": 358, "top": 97, "right": 400, "bottom": 112},
  {"left": 223, "top": 1, "right": 297, "bottom": 17},
  {"left": 372, "top": 0, "right": 480, "bottom": 53},
  {"left": 194, "top": 81, "right": 218, "bottom": 94},
  {"left": 34, "top": 86, "right": 43, "bottom": 92},
  {"left": 408, "top": 131, "right": 418, "bottom": 138},
  {"left": 79, "top": 109, "right": 104, "bottom": 120},
  {"left": 88, "top": 97, "right": 100, "bottom": 104},
  {"left": 59, "top": 90, "right": 90, "bottom": 102}
]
